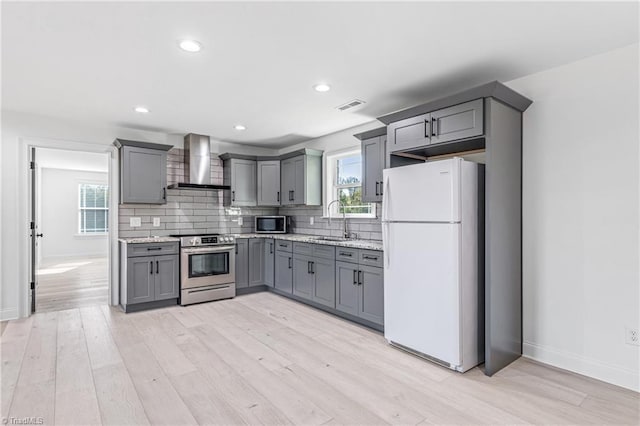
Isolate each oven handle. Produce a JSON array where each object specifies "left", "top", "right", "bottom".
[{"left": 182, "top": 245, "right": 235, "bottom": 254}]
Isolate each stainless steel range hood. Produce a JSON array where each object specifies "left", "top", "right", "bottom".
[{"left": 168, "top": 133, "right": 230, "bottom": 190}]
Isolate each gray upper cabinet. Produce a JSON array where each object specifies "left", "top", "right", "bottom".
[
  {"left": 248, "top": 238, "right": 265, "bottom": 287},
  {"left": 362, "top": 135, "right": 386, "bottom": 203},
  {"left": 154, "top": 255, "right": 179, "bottom": 300},
  {"left": 430, "top": 99, "right": 484, "bottom": 145},
  {"left": 115, "top": 140, "right": 172, "bottom": 205},
  {"left": 235, "top": 239, "right": 249, "bottom": 288},
  {"left": 280, "top": 150, "right": 322, "bottom": 206},
  {"left": 223, "top": 158, "right": 257, "bottom": 207},
  {"left": 264, "top": 239, "right": 275, "bottom": 287},
  {"left": 257, "top": 161, "right": 281, "bottom": 206},
  {"left": 274, "top": 249, "right": 293, "bottom": 293},
  {"left": 387, "top": 113, "right": 431, "bottom": 152}
]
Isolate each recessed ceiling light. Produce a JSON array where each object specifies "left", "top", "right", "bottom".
[
  {"left": 179, "top": 39, "right": 202, "bottom": 53},
  {"left": 313, "top": 83, "right": 331, "bottom": 92},
  {"left": 234, "top": 124, "right": 246, "bottom": 131},
  {"left": 134, "top": 106, "right": 149, "bottom": 113}
]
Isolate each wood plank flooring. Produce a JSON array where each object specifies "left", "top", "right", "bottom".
[
  {"left": 36, "top": 256, "right": 108, "bottom": 313},
  {"left": 1, "top": 292, "right": 638, "bottom": 425}
]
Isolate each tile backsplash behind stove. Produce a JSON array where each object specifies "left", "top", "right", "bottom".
[{"left": 118, "top": 148, "right": 381, "bottom": 240}]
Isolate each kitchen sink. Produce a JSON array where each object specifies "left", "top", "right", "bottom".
[{"left": 314, "top": 236, "right": 351, "bottom": 242}]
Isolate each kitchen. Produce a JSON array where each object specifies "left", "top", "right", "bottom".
[{"left": 1, "top": 2, "right": 639, "bottom": 425}]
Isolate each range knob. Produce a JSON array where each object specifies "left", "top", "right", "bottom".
[
  {"left": 229, "top": 236, "right": 234, "bottom": 242},
  {"left": 223, "top": 236, "right": 230, "bottom": 242},
  {"left": 190, "top": 237, "right": 199, "bottom": 245}
]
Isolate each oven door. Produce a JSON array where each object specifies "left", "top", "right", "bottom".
[{"left": 181, "top": 245, "right": 236, "bottom": 289}]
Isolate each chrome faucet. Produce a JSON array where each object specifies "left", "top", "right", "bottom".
[{"left": 327, "top": 199, "right": 349, "bottom": 239}]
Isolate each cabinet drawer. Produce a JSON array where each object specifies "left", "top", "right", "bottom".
[
  {"left": 275, "top": 240, "right": 293, "bottom": 252},
  {"left": 128, "top": 242, "right": 178, "bottom": 257},
  {"left": 336, "top": 247, "right": 359, "bottom": 264},
  {"left": 293, "top": 242, "right": 314, "bottom": 256},
  {"left": 312, "top": 244, "right": 336, "bottom": 260},
  {"left": 359, "top": 250, "right": 383, "bottom": 268}
]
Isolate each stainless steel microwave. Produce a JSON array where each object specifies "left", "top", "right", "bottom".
[{"left": 255, "top": 216, "right": 289, "bottom": 234}]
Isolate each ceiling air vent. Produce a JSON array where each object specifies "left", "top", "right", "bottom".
[{"left": 336, "top": 99, "right": 366, "bottom": 112}]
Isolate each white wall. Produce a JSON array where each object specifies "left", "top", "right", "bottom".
[
  {"left": 278, "top": 120, "right": 381, "bottom": 155},
  {"left": 40, "top": 168, "right": 109, "bottom": 261},
  {"left": 506, "top": 44, "right": 639, "bottom": 391}
]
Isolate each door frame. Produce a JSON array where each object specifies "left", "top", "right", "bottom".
[{"left": 19, "top": 137, "right": 120, "bottom": 317}]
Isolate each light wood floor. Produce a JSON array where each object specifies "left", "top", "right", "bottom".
[
  {"left": 1, "top": 292, "right": 638, "bottom": 425},
  {"left": 36, "top": 256, "right": 108, "bottom": 313}
]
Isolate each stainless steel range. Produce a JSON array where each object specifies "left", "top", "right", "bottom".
[{"left": 173, "top": 233, "right": 236, "bottom": 306}]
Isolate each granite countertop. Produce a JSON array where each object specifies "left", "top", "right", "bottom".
[
  {"left": 118, "top": 236, "right": 181, "bottom": 244},
  {"left": 231, "top": 233, "right": 384, "bottom": 251}
]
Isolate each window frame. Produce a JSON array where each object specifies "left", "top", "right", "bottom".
[
  {"left": 78, "top": 182, "right": 109, "bottom": 235},
  {"left": 323, "top": 147, "right": 375, "bottom": 219}
]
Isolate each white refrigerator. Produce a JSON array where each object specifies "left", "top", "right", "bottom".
[{"left": 382, "top": 157, "right": 483, "bottom": 373}]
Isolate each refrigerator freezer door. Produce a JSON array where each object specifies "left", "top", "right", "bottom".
[
  {"left": 382, "top": 159, "right": 461, "bottom": 223},
  {"left": 384, "top": 222, "right": 461, "bottom": 366}
]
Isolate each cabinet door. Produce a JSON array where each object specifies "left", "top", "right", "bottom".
[
  {"left": 248, "top": 238, "right": 265, "bottom": 287},
  {"left": 126, "top": 257, "right": 155, "bottom": 304},
  {"left": 430, "top": 99, "right": 484, "bottom": 145},
  {"left": 280, "top": 158, "right": 295, "bottom": 206},
  {"left": 292, "top": 156, "right": 305, "bottom": 205},
  {"left": 235, "top": 239, "right": 249, "bottom": 288},
  {"left": 292, "top": 255, "right": 313, "bottom": 300},
  {"left": 359, "top": 265, "right": 384, "bottom": 325},
  {"left": 362, "top": 136, "right": 384, "bottom": 203},
  {"left": 231, "top": 159, "right": 257, "bottom": 206},
  {"left": 264, "top": 239, "right": 275, "bottom": 287},
  {"left": 274, "top": 251, "right": 293, "bottom": 293},
  {"left": 121, "top": 146, "right": 166, "bottom": 204},
  {"left": 257, "top": 161, "right": 281, "bottom": 206},
  {"left": 335, "top": 261, "right": 359, "bottom": 316},
  {"left": 311, "top": 257, "right": 336, "bottom": 308},
  {"left": 154, "top": 255, "right": 179, "bottom": 300},
  {"left": 387, "top": 113, "right": 430, "bottom": 152}
]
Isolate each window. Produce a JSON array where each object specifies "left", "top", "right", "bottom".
[
  {"left": 78, "top": 183, "right": 109, "bottom": 234},
  {"left": 324, "top": 148, "right": 375, "bottom": 218}
]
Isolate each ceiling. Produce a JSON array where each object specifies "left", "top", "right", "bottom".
[{"left": 2, "top": 2, "right": 638, "bottom": 148}]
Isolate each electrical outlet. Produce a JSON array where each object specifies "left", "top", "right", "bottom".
[
  {"left": 310, "top": 217, "right": 314, "bottom": 225},
  {"left": 237, "top": 217, "right": 243, "bottom": 226},
  {"left": 626, "top": 327, "right": 639, "bottom": 346},
  {"left": 129, "top": 217, "right": 141, "bottom": 227},
  {"left": 152, "top": 217, "right": 160, "bottom": 227}
]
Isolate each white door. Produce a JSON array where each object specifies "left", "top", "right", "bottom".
[
  {"left": 382, "top": 158, "right": 460, "bottom": 223},
  {"left": 383, "top": 222, "right": 461, "bottom": 366}
]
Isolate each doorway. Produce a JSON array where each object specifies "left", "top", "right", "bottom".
[{"left": 31, "top": 147, "right": 111, "bottom": 313}]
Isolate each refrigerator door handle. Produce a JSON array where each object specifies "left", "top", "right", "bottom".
[
  {"left": 382, "top": 174, "right": 390, "bottom": 268},
  {"left": 382, "top": 175, "right": 390, "bottom": 222}
]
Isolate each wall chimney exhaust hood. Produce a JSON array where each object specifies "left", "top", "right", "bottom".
[{"left": 167, "top": 133, "right": 231, "bottom": 190}]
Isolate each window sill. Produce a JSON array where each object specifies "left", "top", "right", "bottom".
[
  {"left": 321, "top": 214, "right": 377, "bottom": 220},
  {"left": 75, "top": 233, "right": 109, "bottom": 238}
]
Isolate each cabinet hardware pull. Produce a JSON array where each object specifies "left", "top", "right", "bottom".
[
  {"left": 380, "top": 181, "right": 383, "bottom": 196},
  {"left": 363, "top": 255, "right": 378, "bottom": 260},
  {"left": 270, "top": 243, "right": 273, "bottom": 254},
  {"left": 149, "top": 261, "right": 153, "bottom": 274},
  {"left": 307, "top": 261, "right": 311, "bottom": 274},
  {"left": 432, "top": 117, "right": 437, "bottom": 137},
  {"left": 375, "top": 182, "right": 380, "bottom": 196},
  {"left": 279, "top": 243, "right": 287, "bottom": 247},
  {"left": 277, "top": 191, "right": 280, "bottom": 203},
  {"left": 311, "top": 262, "right": 315, "bottom": 274},
  {"left": 147, "top": 247, "right": 162, "bottom": 251},
  {"left": 288, "top": 257, "right": 292, "bottom": 269},
  {"left": 358, "top": 270, "right": 363, "bottom": 285},
  {"left": 340, "top": 252, "right": 352, "bottom": 257},
  {"left": 156, "top": 261, "right": 159, "bottom": 274},
  {"left": 353, "top": 269, "right": 358, "bottom": 285},
  {"left": 162, "top": 187, "right": 166, "bottom": 200},
  {"left": 232, "top": 191, "right": 235, "bottom": 202},
  {"left": 425, "top": 118, "right": 430, "bottom": 138}
]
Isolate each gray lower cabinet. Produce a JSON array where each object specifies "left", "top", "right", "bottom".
[
  {"left": 362, "top": 135, "right": 386, "bottom": 203},
  {"left": 334, "top": 251, "right": 384, "bottom": 326},
  {"left": 312, "top": 257, "right": 336, "bottom": 308},
  {"left": 292, "top": 255, "right": 314, "bottom": 299},
  {"left": 430, "top": 99, "right": 484, "bottom": 145},
  {"left": 223, "top": 158, "right": 257, "bottom": 207},
  {"left": 292, "top": 243, "right": 336, "bottom": 308},
  {"left": 120, "top": 241, "right": 179, "bottom": 312},
  {"left": 248, "top": 238, "right": 264, "bottom": 287},
  {"left": 264, "top": 239, "right": 275, "bottom": 287},
  {"left": 274, "top": 250, "right": 293, "bottom": 293},
  {"left": 235, "top": 239, "right": 249, "bottom": 288},
  {"left": 115, "top": 140, "right": 172, "bottom": 205},
  {"left": 257, "top": 161, "right": 281, "bottom": 206}
]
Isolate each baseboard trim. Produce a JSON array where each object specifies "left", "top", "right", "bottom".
[
  {"left": 0, "top": 308, "right": 19, "bottom": 321},
  {"left": 523, "top": 341, "right": 639, "bottom": 392}
]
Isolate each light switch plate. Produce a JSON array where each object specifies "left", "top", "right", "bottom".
[
  {"left": 237, "top": 217, "right": 243, "bottom": 226},
  {"left": 310, "top": 217, "right": 314, "bottom": 225},
  {"left": 153, "top": 218, "right": 160, "bottom": 227},
  {"left": 130, "top": 217, "right": 141, "bottom": 227}
]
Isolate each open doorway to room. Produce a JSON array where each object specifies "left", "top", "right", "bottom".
[{"left": 33, "top": 147, "right": 110, "bottom": 312}]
